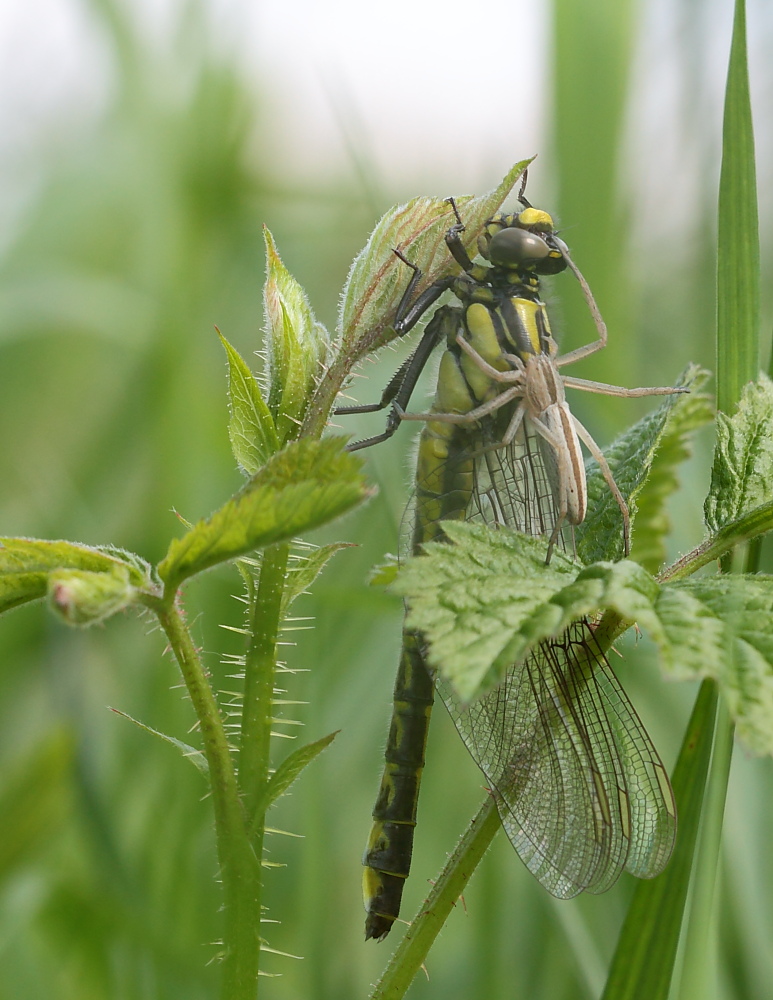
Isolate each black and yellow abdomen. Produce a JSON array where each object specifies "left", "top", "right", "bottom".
[{"left": 362, "top": 293, "right": 544, "bottom": 939}]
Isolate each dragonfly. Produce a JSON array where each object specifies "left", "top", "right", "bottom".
[{"left": 337, "top": 175, "right": 681, "bottom": 941}]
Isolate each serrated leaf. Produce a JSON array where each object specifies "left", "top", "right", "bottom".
[
  {"left": 111, "top": 709, "right": 209, "bottom": 775},
  {"left": 576, "top": 365, "right": 699, "bottom": 564},
  {"left": 0, "top": 538, "right": 152, "bottom": 616},
  {"left": 339, "top": 158, "right": 534, "bottom": 360},
  {"left": 704, "top": 373, "right": 773, "bottom": 533},
  {"left": 282, "top": 542, "right": 352, "bottom": 614},
  {"left": 395, "top": 520, "right": 773, "bottom": 756},
  {"left": 393, "top": 522, "right": 597, "bottom": 700},
  {"left": 655, "top": 576, "right": 773, "bottom": 755},
  {"left": 633, "top": 366, "right": 714, "bottom": 573},
  {"left": 263, "top": 228, "right": 331, "bottom": 445},
  {"left": 249, "top": 730, "right": 338, "bottom": 832},
  {"left": 219, "top": 330, "right": 279, "bottom": 474},
  {"left": 158, "top": 437, "right": 369, "bottom": 589}
]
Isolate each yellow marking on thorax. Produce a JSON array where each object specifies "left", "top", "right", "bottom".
[
  {"left": 462, "top": 302, "right": 510, "bottom": 402},
  {"left": 433, "top": 350, "right": 473, "bottom": 414},
  {"left": 511, "top": 298, "right": 544, "bottom": 356}
]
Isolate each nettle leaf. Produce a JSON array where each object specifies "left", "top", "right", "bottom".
[
  {"left": 339, "top": 158, "right": 534, "bottom": 360},
  {"left": 654, "top": 577, "right": 773, "bottom": 756},
  {"left": 632, "top": 367, "right": 714, "bottom": 573},
  {"left": 0, "top": 538, "right": 151, "bottom": 617},
  {"left": 705, "top": 373, "right": 773, "bottom": 533},
  {"left": 263, "top": 228, "right": 331, "bottom": 445},
  {"left": 111, "top": 709, "right": 209, "bottom": 776},
  {"left": 395, "top": 521, "right": 773, "bottom": 756},
  {"left": 219, "top": 331, "right": 279, "bottom": 475},
  {"left": 576, "top": 365, "right": 700, "bottom": 565},
  {"left": 158, "top": 437, "right": 369, "bottom": 590},
  {"left": 393, "top": 523, "right": 597, "bottom": 700}
]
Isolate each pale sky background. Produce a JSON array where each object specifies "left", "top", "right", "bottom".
[{"left": 0, "top": 0, "right": 770, "bottom": 237}]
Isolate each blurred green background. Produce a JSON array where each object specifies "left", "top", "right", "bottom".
[{"left": 0, "top": 1, "right": 771, "bottom": 998}]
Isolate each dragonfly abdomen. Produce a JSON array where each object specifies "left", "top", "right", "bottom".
[{"left": 362, "top": 631, "right": 434, "bottom": 941}]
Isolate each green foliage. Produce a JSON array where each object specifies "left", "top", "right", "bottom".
[
  {"left": 339, "top": 158, "right": 533, "bottom": 358},
  {"left": 577, "top": 364, "right": 706, "bottom": 564},
  {"left": 219, "top": 331, "right": 280, "bottom": 475},
  {"left": 111, "top": 709, "right": 210, "bottom": 775},
  {"left": 263, "top": 229, "right": 331, "bottom": 445},
  {"left": 248, "top": 730, "right": 339, "bottom": 834},
  {"left": 0, "top": 0, "right": 768, "bottom": 996},
  {"left": 716, "top": 0, "right": 760, "bottom": 411},
  {"left": 633, "top": 373, "right": 715, "bottom": 573},
  {"left": 280, "top": 542, "right": 354, "bottom": 615},
  {"left": 158, "top": 437, "right": 368, "bottom": 590},
  {"left": 705, "top": 373, "right": 773, "bottom": 532},
  {"left": 396, "top": 365, "right": 773, "bottom": 751},
  {"left": 0, "top": 538, "right": 152, "bottom": 616}
]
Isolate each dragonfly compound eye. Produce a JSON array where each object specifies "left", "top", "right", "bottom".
[{"left": 487, "top": 227, "right": 551, "bottom": 268}]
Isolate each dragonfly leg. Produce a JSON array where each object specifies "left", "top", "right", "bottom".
[
  {"left": 455, "top": 333, "right": 525, "bottom": 383},
  {"left": 560, "top": 374, "right": 690, "bottom": 398},
  {"left": 571, "top": 413, "right": 631, "bottom": 556},
  {"left": 550, "top": 237, "right": 608, "bottom": 364},
  {"left": 527, "top": 413, "right": 575, "bottom": 563},
  {"left": 396, "top": 382, "right": 525, "bottom": 426},
  {"left": 337, "top": 307, "right": 457, "bottom": 450}
]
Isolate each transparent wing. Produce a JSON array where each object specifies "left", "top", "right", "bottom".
[
  {"left": 425, "top": 419, "right": 676, "bottom": 895},
  {"left": 438, "top": 622, "right": 676, "bottom": 896}
]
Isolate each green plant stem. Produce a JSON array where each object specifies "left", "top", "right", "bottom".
[
  {"left": 154, "top": 600, "right": 261, "bottom": 1000},
  {"left": 239, "top": 543, "right": 289, "bottom": 836},
  {"left": 301, "top": 352, "right": 353, "bottom": 441},
  {"left": 370, "top": 797, "right": 501, "bottom": 1000},
  {"left": 659, "top": 501, "right": 773, "bottom": 583}
]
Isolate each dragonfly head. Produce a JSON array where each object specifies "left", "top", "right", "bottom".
[{"left": 479, "top": 210, "right": 568, "bottom": 277}]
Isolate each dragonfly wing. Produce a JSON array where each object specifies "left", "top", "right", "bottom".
[
  {"left": 438, "top": 620, "right": 675, "bottom": 896},
  {"left": 434, "top": 429, "right": 676, "bottom": 896}
]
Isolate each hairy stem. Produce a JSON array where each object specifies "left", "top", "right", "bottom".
[{"left": 154, "top": 600, "right": 261, "bottom": 1000}]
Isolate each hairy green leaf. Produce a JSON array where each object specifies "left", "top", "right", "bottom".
[
  {"left": 263, "top": 228, "right": 331, "bottom": 444},
  {"left": 394, "top": 524, "right": 593, "bottom": 700},
  {"left": 656, "top": 576, "right": 773, "bottom": 755},
  {"left": 633, "top": 368, "right": 714, "bottom": 573},
  {"left": 158, "top": 437, "right": 369, "bottom": 589},
  {"left": 396, "top": 521, "right": 773, "bottom": 754},
  {"left": 48, "top": 566, "right": 136, "bottom": 626},
  {"left": 249, "top": 730, "right": 338, "bottom": 833},
  {"left": 0, "top": 538, "right": 151, "bottom": 616},
  {"left": 339, "top": 158, "right": 534, "bottom": 360},
  {"left": 576, "top": 365, "right": 700, "bottom": 564},
  {"left": 219, "top": 330, "right": 279, "bottom": 474},
  {"left": 282, "top": 542, "right": 353, "bottom": 614},
  {"left": 111, "top": 709, "right": 209, "bottom": 775},
  {"left": 705, "top": 373, "right": 773, "bottom": 533}
]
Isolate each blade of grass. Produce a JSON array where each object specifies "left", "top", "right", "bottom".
[
  {"left": 678, "top": 0, "right": 758, "bottom": 995},
  {"left": 601, "top": 679, "right": 718, "bottom": 1000},
  {"left": 715, "top": 0, "right": 760, "bottom": 414},
  {"left": 604, "top": 2, "right": 758, "bottom": 997}
]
